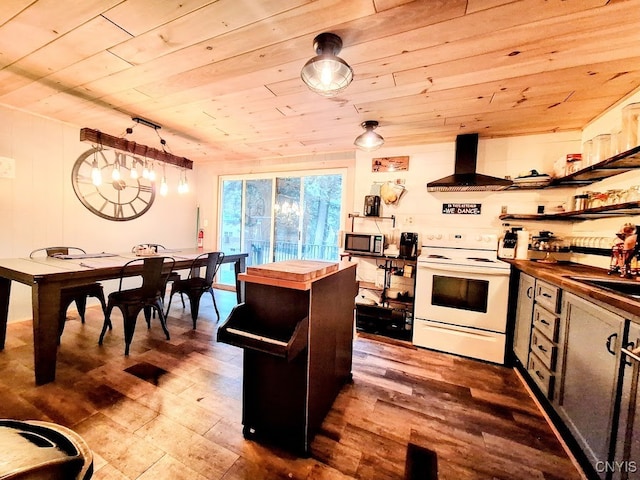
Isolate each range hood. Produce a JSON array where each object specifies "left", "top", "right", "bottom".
[{"left": 426, "top": 133, "right": 513, "bottom": 191}]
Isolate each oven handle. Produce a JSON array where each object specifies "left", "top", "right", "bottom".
[{"left": 417, "top": 262, "right": 510, "bottom": 276}]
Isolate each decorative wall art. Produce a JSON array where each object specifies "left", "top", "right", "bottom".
[{"left": 372, "top": 156, "right": 409, "bottom": 172}]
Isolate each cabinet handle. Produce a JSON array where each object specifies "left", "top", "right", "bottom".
[
  {"left": 606, "top": 333, "right": 618, "bottom": 356},
  {"left": 540, "top": 318, "right": 550, "bottom": 325},
  {"left": 527, "top": 286, "right": 533, "bottom": 299},
  {"left": 535, "top": 370, "right": 545, "bottom": 380},
  {"left": 542, "top": 293, "right": 552, "bottom": 298},
  {"left": 538, "top": 345, "right": 548, "bottom": 353}
]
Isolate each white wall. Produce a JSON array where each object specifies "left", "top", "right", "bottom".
[
  {"left": 0, "top": 105, "right": 199, "bottom": 321},
  {"left": 352, "top": 131, "right": 581, "bottom": 237}
]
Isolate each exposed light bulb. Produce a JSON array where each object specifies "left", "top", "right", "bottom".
[
  {"left": 91, "top": 158, "right": 102, "bottom": 186},
  {"left": 320, "top": 61, "right": 334, "bottom": 86},
  {"left": 142, "top": 160, "right": 150, "bottom": 179},
  {"left": 160, "top": 176, "right": 168, "bottom": 196},
  {"left": 148, "top": 163, "right": 156, "bottom": 182},
  {"left": 111, "top": 161, "right": 121, "bottom": 181},
  {"left": 130, "top": 160, "right": 139, "bottom": 179}
]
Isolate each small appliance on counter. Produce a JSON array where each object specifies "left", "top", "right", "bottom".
[
  {"left": 498, "top": 230, "right": 517, "bottom": 259},
  {"left": 529, "top": 231, "right": 570, "bottom": 263},
  {"left": 363, "top": 195, "right": 380, "bottom": 216},
  {"left": 399, "top": 232, "right": 418, "bottom": 258},
  {"left": 343, "top": 232, "right": 385, "bottom": 256},
  {"left": 499, "top": 226, "right": 530, "bottom": 260}
]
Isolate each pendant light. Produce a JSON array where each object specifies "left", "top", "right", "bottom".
[
  {"left": 300, "top": 32, "right": 353, "bottom": 97},
  {"left": 354, "top": 120, "right": 384, "bottom": 151}
]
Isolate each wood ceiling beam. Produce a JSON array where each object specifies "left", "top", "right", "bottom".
[{"left": 80, "top": 127, "right": 194, "bottom": 170}]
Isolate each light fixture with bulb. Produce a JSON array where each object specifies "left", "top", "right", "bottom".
[
  {"left": 354, "top": 120, "right": 385, "bottom": 151},
  {"left": 160, "top": 165, "right": 168, "bottom": 196},
  {"left": 300, "top": 32, "right": 353, "bottom": 97}
]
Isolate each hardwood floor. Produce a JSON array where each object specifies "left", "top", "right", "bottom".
[{"left": 0, "top": 290, "right": 585, "bottom": 480}]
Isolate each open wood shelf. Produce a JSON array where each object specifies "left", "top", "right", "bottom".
[
  {"left": 499, "top": 201, "right": 640, "bottom": 221},
  {"left": 507, "top": 145, "right": 640, "bottom": 190}
]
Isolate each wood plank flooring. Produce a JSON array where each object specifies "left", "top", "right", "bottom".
[{"left": 0, "top": 290, "right": 585, "bottom": 479}]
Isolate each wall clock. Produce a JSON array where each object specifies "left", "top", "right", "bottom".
[{"left": 71, "top": 147, "right": 155, "bottom": 221}]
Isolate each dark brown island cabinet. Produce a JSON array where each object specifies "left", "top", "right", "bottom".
[{"left": 217, "top": 259, "right": 358, "bottom": 455}]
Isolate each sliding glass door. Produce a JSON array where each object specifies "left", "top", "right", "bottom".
[{"left": 218, "top": 170, "right": 344, "bottom": 285}]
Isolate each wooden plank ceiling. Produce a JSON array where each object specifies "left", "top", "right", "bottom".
[{"left": 1, "top": 0, "right": 639, "bottom": 163}]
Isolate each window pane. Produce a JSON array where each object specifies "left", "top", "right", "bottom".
[
  {"left": 302, "top": 174, "right": 342, "bottom": 261},
  {"left": 274, "top": 177, "right": 301, "bottom": 262},
  {"left": 244, "top": 179, "right": 272, "bottom": 266},
  {"left": 219, "top": 180, "right": 242, "bottom": 285}
]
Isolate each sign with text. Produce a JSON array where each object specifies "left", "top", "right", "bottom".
[{"left": 442, "top": 203, "right": 482, "bottom": 215}]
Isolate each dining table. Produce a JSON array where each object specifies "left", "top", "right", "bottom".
[{"left": 0, "top": 248, "right": 248, "bottom": 385}]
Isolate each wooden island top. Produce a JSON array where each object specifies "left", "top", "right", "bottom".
[{"left": 239, "top": 259, "right": 355, "bottom": 290}]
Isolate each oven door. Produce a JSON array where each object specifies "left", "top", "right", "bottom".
[{"left": 414, "top": 262, "right": 510, "bottom": 333}]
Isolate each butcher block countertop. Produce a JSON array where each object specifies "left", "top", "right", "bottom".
[
  {"left": 506, "top": 259, "right": 640, "bottom": 321},
  {"left": 239, "top": 260, "right": 356, "bottom": 291}
]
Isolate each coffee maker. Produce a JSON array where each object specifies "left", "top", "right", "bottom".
[
  {"left": 399, "top": 232, "right": 418, "bottom": 258},
  {"left": 363, "top": 195, "right": 381, "bottom": 216}
]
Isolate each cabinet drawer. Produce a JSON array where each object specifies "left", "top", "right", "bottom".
[
  {"left": 532, "top": 304, "right": 560, "bottom": 342},
  {"left": 535, "top": 280, "right": 561, "bottom": 313},
  {"left": 530, "top": 327, "right": 557, "bottom": 370},
  {"left": 527, "top": 352, "right": 555, "bottom": 399}
]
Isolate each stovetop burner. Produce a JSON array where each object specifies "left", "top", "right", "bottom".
[
  {"left": 467, "top": 257, "right": 496, "bottom": 263},
  {"left": 427, "top": 254, "right": 450, "bottom": 259}
]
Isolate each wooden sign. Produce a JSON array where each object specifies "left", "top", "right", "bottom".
[
  {"left": 372, "top": 156, "right": 409, "bottom": 172},
  {"left": 442, "top": 203, "right": 482, "bottom": 215}
]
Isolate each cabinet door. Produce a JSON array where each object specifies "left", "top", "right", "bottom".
[
  {"left": 513, "top": 273, "right": 535, "bottom": 365},
  {"left": 613, "top": 322, "right": 640, "bottom": 480},
  {"left": 557, "top": 292, "right": 625, "bottom": 479}
]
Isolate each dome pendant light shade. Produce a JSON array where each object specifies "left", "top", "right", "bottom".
[
  {"left": 354, "top": 120, "right": 384, "bottom": 151},
  {"left": 301, "top": 33, "right": 353, "bottom": 97}
]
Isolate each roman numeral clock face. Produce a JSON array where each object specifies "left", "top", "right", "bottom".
[{"left": 71, "top": 148, "right": 156, "bottom": 221}]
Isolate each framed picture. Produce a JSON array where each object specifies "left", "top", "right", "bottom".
[{"left": 372, "top": 156, "right": 409, "bottom": 172}]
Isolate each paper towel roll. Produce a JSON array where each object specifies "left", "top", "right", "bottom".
[{"left": 516, "top": 229, "right": 529, "bottom": 259}]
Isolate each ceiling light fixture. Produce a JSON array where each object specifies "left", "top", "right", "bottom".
[
  {"left": 354, "top": 120, "right": 384, "bottom": 151},
  {"left": 300, "top": 32, "right": 353, "bottom": 97}
]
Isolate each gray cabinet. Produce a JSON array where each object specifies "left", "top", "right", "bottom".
[
  {"left": 527, "top": 279, "right": 562, "bottom": 399},
  {"left": 513, "top": 272, "right": 535, "bottom": 365},
  {"left": 614, "top": 322, "right": 640, "bottom": 480},
  {"left": 556, "top": 292, "right": 626, "bottom": 479}
]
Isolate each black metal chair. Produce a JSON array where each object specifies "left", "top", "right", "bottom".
[
  {"left": 99, "top": 256, "right": 176, "bottom": 355},
  {"left": 165, "top": 252, "right": 225, "bottom": 328},
  {"left": 131, "top": 243, "right": 184, "bottom": 309},
  {"left": 29, "top": 246, "right": 108, "bottom": 343}
]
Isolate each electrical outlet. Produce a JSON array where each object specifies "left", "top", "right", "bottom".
[{"left": 406, "top": 216, "right": 414, "bottom": 225}]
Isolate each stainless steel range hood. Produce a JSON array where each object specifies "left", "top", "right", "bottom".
[{"left": 426, "top": 133, "right": 513, "bottom": 192}]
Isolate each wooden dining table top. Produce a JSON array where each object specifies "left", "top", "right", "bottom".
[{"left": 0, "top": 249, "right": 247, "bottom": 287}]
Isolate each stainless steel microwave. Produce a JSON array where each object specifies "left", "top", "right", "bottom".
[{"left": 344, "top": 232, "right": 384, "bottom": 256}]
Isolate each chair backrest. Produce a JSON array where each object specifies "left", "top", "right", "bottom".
[
  {"left": 29, "top": 246, "right": 86, "bottom": 258},
  {"left": 188, "top": 252, "right": 225, "bottom": 284},
  {"left": 118, "top": 256, "right": 176, "bottom": 297}
]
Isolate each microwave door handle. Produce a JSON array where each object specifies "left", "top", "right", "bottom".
[{"left": 418, "top": 263, "right": 509, "bottom": 275}]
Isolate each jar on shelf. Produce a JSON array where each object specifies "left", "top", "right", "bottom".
[
  {"left": 592, "top": 134, "right": 612, "bottom": 164},
  {"left": 590, "top": 191, "right": 609, "bottom": 208},
  {"left": 621, "top": 102, "right": 640, "bottom": 151},
  {"left": 606, "top": 189, "right": 623, "bottom": 206},
  {"left": 572, "top": 193, "right": 589, "bottom": 211},
  {"left": 582, "top": 139, "right": 593, "bottom": 166},
  {"left": 625, "top": 185, "right": 640, "bottom": 203}
]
